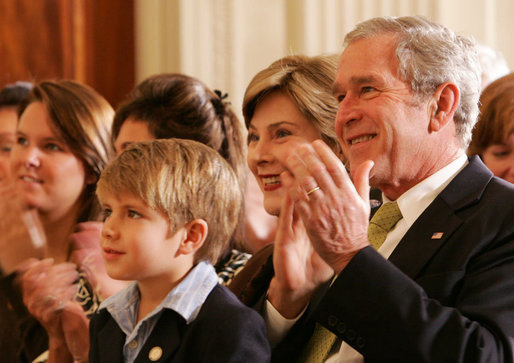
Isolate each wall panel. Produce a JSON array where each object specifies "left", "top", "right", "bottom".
[{"left": 135, "top": 0, "right": 513, "bottom": 116}]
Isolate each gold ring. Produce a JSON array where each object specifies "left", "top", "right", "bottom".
[{"left": 306, "top": 186, "right": 321, "bottom": 196}]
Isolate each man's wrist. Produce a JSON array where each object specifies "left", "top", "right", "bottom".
[
  {"left": 331, "top": 245, "right": 368, "bottom": 274},
  {"left": 267, "top": 277, "right": 312, "bottom": 319}
]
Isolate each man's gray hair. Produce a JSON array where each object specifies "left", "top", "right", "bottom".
[{"left": 344, "top": 16, "right": 481, "bottom": 148}]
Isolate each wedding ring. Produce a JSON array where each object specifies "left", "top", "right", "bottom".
[{"left": 306, "top": 186, "right": 321, "bottom": 196}]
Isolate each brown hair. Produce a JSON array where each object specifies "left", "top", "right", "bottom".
[
  {"left": 468, "top": 72, "right": 514, "bottom": 156},
  {"left": 18, "top": 80, "right": 114, "bottom": 222},
  {"left": 97, "top": 139, "right": 242, "bottom": 264},
  {"left": 112, "top": 73, "right": 247, "bottom": 189},
  {"left": 243, "top": 55, "right": 341, "bottom": 154},
  {"left": 111, "top": 73, "right": 247, "bottom": 250},
  {"left": 0, "top": 82, "right": 32, "bottom": 109}
]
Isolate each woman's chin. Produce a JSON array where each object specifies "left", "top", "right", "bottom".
[{"left": 263, "top": 204, "right": 280, "bottom": 217}]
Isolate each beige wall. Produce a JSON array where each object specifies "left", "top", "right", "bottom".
[{"left": 134, "top": 0, "right": 513, "bottom": 119}]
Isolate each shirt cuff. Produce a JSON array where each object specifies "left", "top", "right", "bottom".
[{"left": 263, "top": 298, "right": 306, "bottom": 347}]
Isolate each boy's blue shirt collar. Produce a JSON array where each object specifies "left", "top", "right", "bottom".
[{"left": 99, "top": 260, "right": 218, "bottom": 335}]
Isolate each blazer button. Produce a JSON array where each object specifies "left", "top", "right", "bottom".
[
  {"left": 356, "top": 337, "right": 366, "bottom": 348},
  {"left": 149, "top": 346, "right": 163, "bottom": 361},
  {"left": 128, "top": 340, "right": 138, "bottom": 349},
  {"left": 347, "top": 329, "right": 356, "bottom": 341},
  {"left": 337, "top": 322, "right": 346, "bottom": 334},
  {"left": 328, "top": 315, "right": 338, "bottom": 327}
]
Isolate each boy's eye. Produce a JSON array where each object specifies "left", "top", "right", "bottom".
[
  {"left": 102, "top": 208, "right": 112, "bottom": 221},
  {"left": 128, "top": 210, "right": 142, "bottom": 219},
  {"left": 336, "top": 94, "right": 346, "bottom": 103}
]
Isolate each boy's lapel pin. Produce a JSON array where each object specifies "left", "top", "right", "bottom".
[
  {"left": 149, "top": 346, "right": 163, "bottom": 361},
  {"left": 431, "top": 232, "right": 444, "bottom": 240}
]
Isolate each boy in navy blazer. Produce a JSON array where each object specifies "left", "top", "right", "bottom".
[{"left": 89, "top": 139, "right": 270, "bottom": 362}]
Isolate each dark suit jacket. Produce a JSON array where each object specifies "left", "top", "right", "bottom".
[
  {"left": 311, "top": 156, "right": 514, "bottom": 362},
  {"left": 89, "top": 284, "right": 271, "bottom": 363}
]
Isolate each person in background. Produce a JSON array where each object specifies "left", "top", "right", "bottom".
[
  {"left": 0, "top": 80, "right": 114, "bottom": 363},
  {"left": 477, "top": 43, "right": 510, "bottom": 90},
  {"left": 0, "top": 80, "right": 33, "bottom": 361},
  {"left": 111, "top": 73, "right": 254, "bottom": 284},
  {"left": 89, "top": 139, "right": 270, "bottom": 362},
  {"left": 263, "top": 15, "right": 514, "bottom": 361},
  {"left": 0, "top": 81, "right": 32, "bottom": 187},
  {"left": 468, "top": 72, "right": 514, "bottom": 183}
]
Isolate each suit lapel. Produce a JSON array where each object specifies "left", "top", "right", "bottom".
[
  {"left": 96, "top": 313, "right": 126, "bottom": 363},
  {"left": 388, "top": 156, "right": 493, "bottom": 279},
  {"left": 388, "top": 198, "right": 463, "bottom": 278},
  {"left": 134, "top": 309, "right": 183, "bottom": 363}
]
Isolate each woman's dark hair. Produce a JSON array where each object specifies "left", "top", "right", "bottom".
[{"left": 0, "top": 82, "right": 33, "bottom": 108}]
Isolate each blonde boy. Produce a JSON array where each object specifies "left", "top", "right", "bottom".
[{"left": 89, "top": 139, "right": 270, "bottom": 362}]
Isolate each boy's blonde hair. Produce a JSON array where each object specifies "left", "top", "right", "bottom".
[{"left": 96, "top": 138, "right": 242, "bottom": 264}]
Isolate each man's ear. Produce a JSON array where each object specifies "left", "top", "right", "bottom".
[
  {"left": 177, "top": 219, "right": 208, "bottom": 256},
  {"left": 428, "top": 82, "right": 460, "bottom": 132}
]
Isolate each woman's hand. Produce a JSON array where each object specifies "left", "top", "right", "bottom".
[
  {"left": 22, "top": 259, "right": 79, "bottom": 340},
  {"left": 0, "top": 186, "right": 45, "bottom": 273},
  {"left": 58, "top": 301, "right": 90, "bottom": 363},
  {"left": 267, "top": 193, "right": 334, "bottom": 318}
]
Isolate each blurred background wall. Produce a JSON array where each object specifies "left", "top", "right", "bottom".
[
  {"left": 135, "top": 0, "right": 513, "bottom": 119},
  {"left": 1, "top": 0, "right": 512, "bottom": 114},
  {"left": 0, "top": 0, "right": 135, "bottom": 106}
]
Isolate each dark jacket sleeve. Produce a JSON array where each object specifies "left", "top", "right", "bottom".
[
  {"left": 316, "top": 242, "right": 514, "bottom": 362},
  {"left": 313, "top": 161, "right": 514, "bottom": 362}
]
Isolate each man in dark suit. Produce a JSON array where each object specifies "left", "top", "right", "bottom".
[{"left": 266, "top": 16, "right": 514, "bottom": 362}]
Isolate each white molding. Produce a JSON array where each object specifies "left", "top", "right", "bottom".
[{"left": 135, "top": 0, "right": 512, "bottom": 115}]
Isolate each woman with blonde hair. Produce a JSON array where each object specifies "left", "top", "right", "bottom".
[
  {"left": 0, "top": 80, "right": 113, "bottom": 362},
  {"left": 229, "top": 54, "right": 342, "bottom": 324}
]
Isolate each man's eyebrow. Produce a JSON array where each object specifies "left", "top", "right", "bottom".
[
  {"left": 351, "top": 75, "right": 382, "bottom": 86},
  {"left": 332, "top": 75, "right": 383, "bottom": 95}
]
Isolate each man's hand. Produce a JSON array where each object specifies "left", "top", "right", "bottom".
[{"left": 279, "top": 140, "right": 373, "bottom": 273}]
